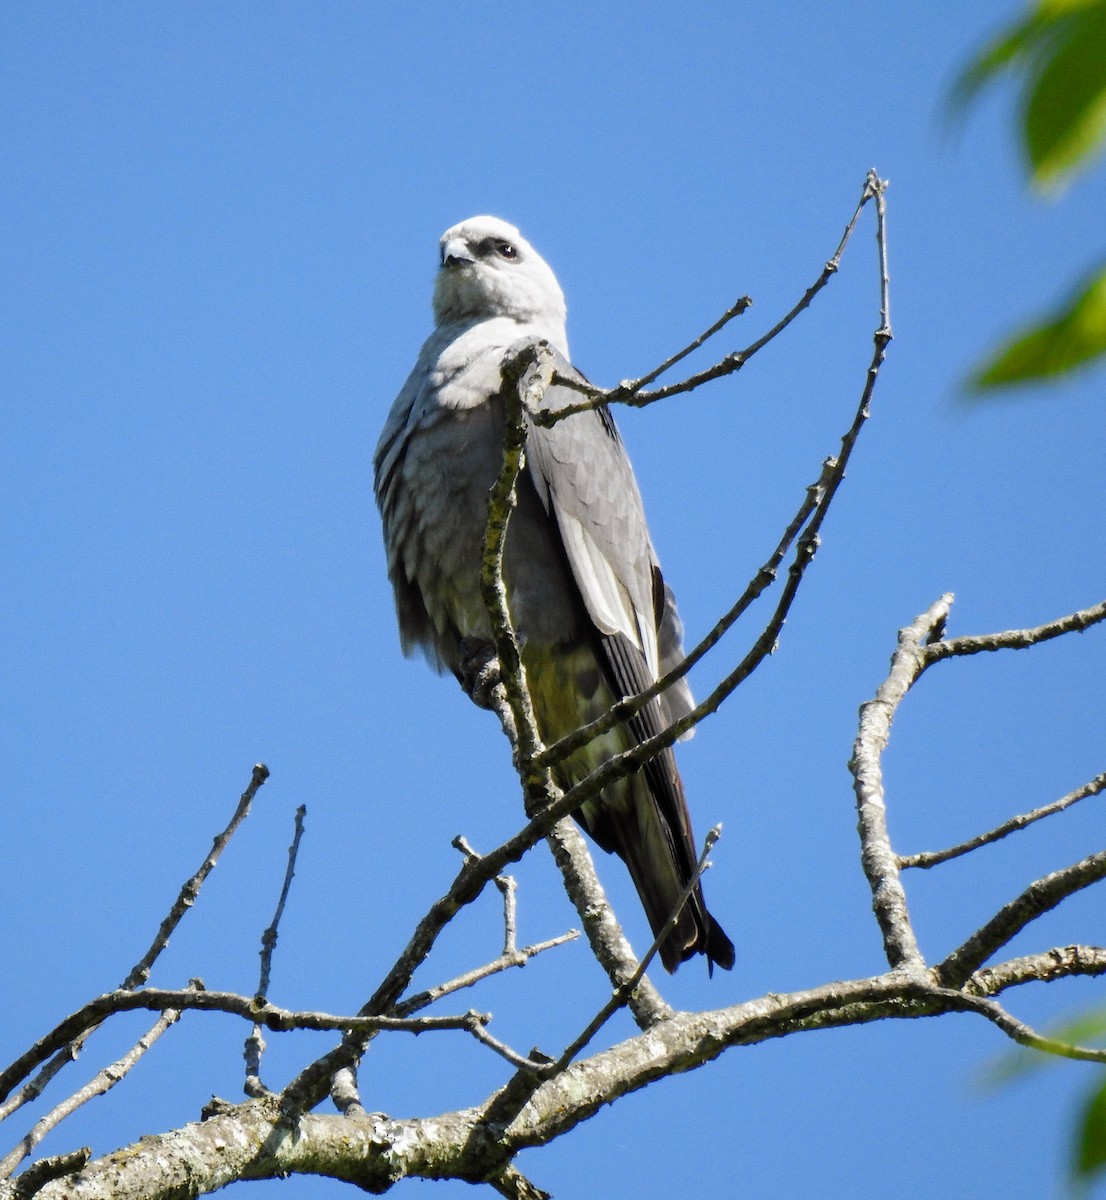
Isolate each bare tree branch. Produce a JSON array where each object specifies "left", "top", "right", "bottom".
[
  {"left": 395, "top": 928, "right": 579, "bottom": 1019},
  {"left": 8, "top": 972, "right": 1029, "bottom": 1200},
  {"left": 0, "top": 764, "right": 269, "bottom": 1127},
  {"left": 6, "top": 1150, "right": 90, "bottom": 1200},
  {"left": 536, "top": 170, "right": 885, "bottom": 422},
  {"left": 932, "top": 989, "right": 1106, "bottom": 1064},
  {"left": 900, "top": 772, "right": 1106, "bottom": 869},
  {"left": 480, "top": 340, "right": 555, "bottom": 776},
  {"left": 924, "top": 597, "right": 1106, "bottom": 665},
  {"left": 611, "top": 295, "right": 752, "bottom": 394},
  {"left": 0, "top": 990, "right": 502, "bottom": 1105},
  {"left": 127, "top": 764, "right": 272, "bottom": 992},
  {"left": 0, "top": 994, "right": 190, "bottom": 1181},
  {"left": 967, "top": 945, "right": 1106, "bottom": 995},
  {"left": 479, "top": 344, "right": 675, "bottom": 1026},
  {"left": 936, "top": 849, "right": 1106, "bottom": 988},
  {"left": 245, "top": 803, "right": 307, "bottom": 1097},
  {"left": 850, "top": 596, "right": 954, "bottom": 971}
]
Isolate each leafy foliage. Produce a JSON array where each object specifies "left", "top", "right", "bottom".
[
  {"left": 953, "top": 0, "right": 1106, "bottom": 190},
  {"left": 969, "top": 264, "right": 1106, "bottom": 387},
  {"left": 954, "top": 5, "right": 1106, "bottom": 1182},
  {"left": 1075, "top": 1080, "right": 1106, "bottom": 1191},
  {"left": 954, "top": 0, "right": 1106, "bottom": 391}
]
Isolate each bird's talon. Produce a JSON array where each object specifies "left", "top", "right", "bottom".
[{"left": 459, "top": 636, "right": 500, "bottom": 709}]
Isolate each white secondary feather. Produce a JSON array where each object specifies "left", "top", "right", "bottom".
[{"left": 558, "top": 513, "right": 659, "bottom": 676}]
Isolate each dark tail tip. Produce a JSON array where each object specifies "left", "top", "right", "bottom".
[
  {"left": 705, "top": 914, "right": 735, "bottom": 974},
  {"left": 659, "top": 910, "right": 735, "bottom": 975}
]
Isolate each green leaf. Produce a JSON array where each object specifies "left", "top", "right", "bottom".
[
  {"left": 947, "top": 13, "right": 1041, "bottom": 113},
  {"left": 969, "top": 265, "right": 1106, "bottom": 389},
  {"left": 949, "top": 0, "right": 1106, "bottom": 188},
  {"left": 1039, "top": 0, "right": 1106, "bottom": 17},
  {"left": 1074, "top": 1078, "right": 1106, "bottom": 1185},
  {"left": 1024, "top": 3, "right": 1106, "bottom": 189}
]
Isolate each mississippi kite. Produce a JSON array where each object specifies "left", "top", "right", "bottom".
[{"left": 374, "top": 217, "right": 734, "bottom": 973}]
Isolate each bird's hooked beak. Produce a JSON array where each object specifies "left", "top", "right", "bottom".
[{"left": 441, "top": 238, "right": 474, "bottom": 269}]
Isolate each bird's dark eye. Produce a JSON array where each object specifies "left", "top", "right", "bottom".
[{"left": 494, "top": 240, "right": 517, "bottom": 260}]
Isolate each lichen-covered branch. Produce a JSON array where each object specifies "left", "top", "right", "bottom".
[
  {"left": 850, "top": 597, "right": 953, "bottom": 970},
  {"left": 967, "top": 945, "right": 1106, "bottom": 995},
  {"left": 923, "top": 597, "right": 1106, "bottom": 664},
  {"left": 936, "top": 850, "right": 1106, "bottom": 988}
]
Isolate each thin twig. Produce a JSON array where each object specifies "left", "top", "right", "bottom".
[
  {"left": 613, "top": 295, "right": 752, "bottom": 393},
  {"left": 129, "top": 764, "right": 271, "bottom": 990},
  {"left": 900, "top": 772, "right": 1106, "bottom": 869},
  {"left": 0, "top": 991, "right": 496, "bottom": 1104},
  {"left": 257, "top": 804, "right": 306, "bottom": 1000},
  {"left": 467, "top": 1023, "right": 549, "bottom": 1073},
  {"left": 246, "top": 803, "right": 307, "bottom": 1096},
  {"left": 0, "top": 764, "right": 270, "bottom": 1127},
  {"left": 935, "top": 989, "right": 1106, "bottom": 1065},
  {"left": 552, "top": 827, "right": 722, "bottom": 1073},
  {"left": 870, "top": 167, "right": 892, "bottom": 337},
  {"left": 534, "top": 171, "right": 881, "bottom": 423},
  {"left": 394, "top": 930, "right": 580, "bottom": 1019},
  {"left": 924, "top": 597, "right": 1106, "bottom": 665},
  {"left": 0, "top": 989, "right": 193, "bottom": 1181}
]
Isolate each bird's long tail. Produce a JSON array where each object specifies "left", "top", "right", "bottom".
[{"left": 602, "top": 766, "right": 735, "bottom": 973}]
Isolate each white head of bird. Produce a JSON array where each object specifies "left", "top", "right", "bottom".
[{"left": 432, "top": 216, "right": 567, "bottom": 339}]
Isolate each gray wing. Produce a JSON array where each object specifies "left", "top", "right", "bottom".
[
  {"left": 523, "top": 351, "right": 695, "bottom": 727},
  {"left": 373, "top": 335, "right": 473, "bottom": 668},
  {"left": 525, "top": 353, "right": 726, "bottom": 970}
]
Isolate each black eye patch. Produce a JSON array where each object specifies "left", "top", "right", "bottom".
[{"left": 477, "top": 237, "right": 518, "bottom": 260}]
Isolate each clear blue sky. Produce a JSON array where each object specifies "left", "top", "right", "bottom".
[{"left": 3, "top": 4, "right": 1104, "bottom": 1197}]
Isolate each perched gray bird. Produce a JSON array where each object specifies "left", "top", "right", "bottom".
[{"left": 374, "top": 216, "right": 734, "bottom": 973}]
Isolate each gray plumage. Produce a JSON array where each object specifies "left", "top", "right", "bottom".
[{"left": 374, "top": 216, "right": 733, "bottom": 973}]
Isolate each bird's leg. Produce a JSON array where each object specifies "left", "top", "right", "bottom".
[{"left": 458, "top": 636, "right": 501, "bottom": 710}]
